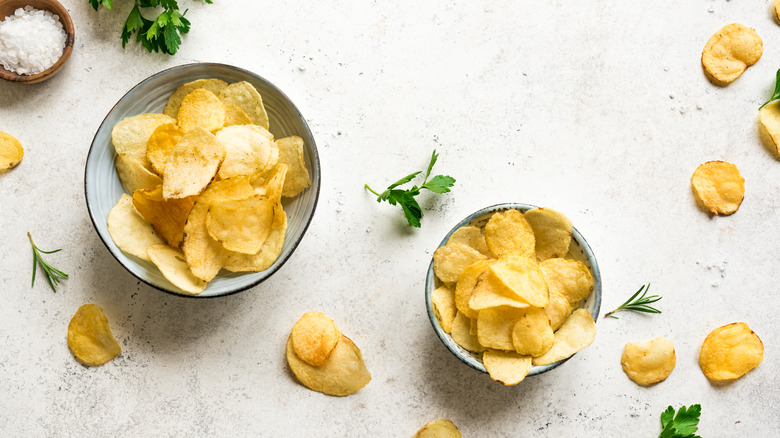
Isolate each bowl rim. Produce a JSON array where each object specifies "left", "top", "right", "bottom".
[
  {"left": 425, "top": 202, "right": 602, "bottom": 375},
  {"left": 84, "top": 62, "right": 321, "bottom": 299}
]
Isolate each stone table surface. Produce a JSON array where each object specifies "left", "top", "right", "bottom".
[{"left": 1, "top": 0, "right": 779, "bottom": 436}]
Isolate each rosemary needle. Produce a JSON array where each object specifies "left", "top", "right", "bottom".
[
  {"left": 28, "top": 232, "right": 68, "bottom": 293},
  {"left": 604, "top": 283, "right": 661, "bottom": 319}
]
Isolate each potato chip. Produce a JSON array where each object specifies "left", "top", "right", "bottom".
[
  {"left": 147, "top": 245, "right": 207, "bottom": 295},
  {"left": 691, "top": 161, "right": 745, "bottom": 215},
  {"left": 702, "top": 23, "right": 762, "bottom": 85},
  {"left": 487, "top": 254, "right": 549, "bottom": 307},
  {"left": 546, "top": 289, "right": 572, "bottom": 331},
  {"left": 477, "top": 307, "right": 526, "bottom": 350},
  {"left": 621, "top": 336, "right": 676, "bottom": 386},
  {"left": 540, "top": 258, "right": 593, "bottom": 304},
  {"left": 276, "top": 136, "right": 312, "bottom": 197},
  {"left": 0, "top": 131, "right": 23, "bottom": 170},
  {"left": 699, "top": 322, "right": 763, "bottom": 381},
  {"left": 412, "top": 419, "right": 462, "bottom": 438},
  {"left": 223, "top": 204, "right": 287, "bottom": 272},
  {"left": 107, "top": 194, "right": 164, "bottom": 262},
  {"left": 512, "top": 307, "right": 554, "bottom": 357},
  {"left": 469, "top": 272, "right": 531, "bottom": 311},
  {"left": 112, "top": 113, "right": 176, "bottom": 166},
  {"left": 450, "top": 311, "right": 485, "bottom": 353},
  {"left": 223, "top": 104, "right": 255, "bottom": 127},
  {"left": 454, "top": 260, "right": 491, "bottom": 318},
  {"left": 759, "top": 100, "right": 780, "bottom": 155},
  {"left": 447, "top": 225, "right": 490, "bottom": 256},
  {"left": 484, "top": 209, "right": 535, "bottom": 258},
  {"left": 433, "top": 242, "right": 488, "bottom": 284},
  {"left": 177, "top": 89, "right": 227, "bottom": 133},
  {"left": 482, "top": 350, "right": 533, "bottom": 386},
  {"left": 524, "top": 208, "right": 572, "bottom": 260},
  {"left": 67, "top": 304, "right": 121, "bottom": 366},
  {"left": 206, "top": 194, "right": 275, "bottom": 254},
  {"left": 146, "top": 123, "right": 184, "bottom": 176},
  {"left": 286, "top": 334, "right": 371, "bottom": 396},
  {"left": 432, "top": 285, "right": 457, "bottom": 334},
  {"left": 115, "top": 154, "right": 162, "bottom": 195},
  {"left": 132, "top": 186, "right": 194, "bottom": 248},
  {"left": 219, "top": 81, "right": 270, "bottom": 130},
  {"left": 251, "top": 163, "right": 288, "bottom": 204},
  {"left": 163, "top": 78, "right": 229, "bottom": 118},
  {"left": 533, "top": 309, "right": 596, "bottom": 366},
  {"left": 291, "top": 312, "right": 341, "bottom": 367},
  {"left": 162, "top": 127, "right": 225, "bottom": 199},
  {"left": 215, "top": 125, "right": 277, "bottom": 179}
]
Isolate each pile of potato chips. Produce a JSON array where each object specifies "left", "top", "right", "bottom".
[
  {"left": 106, "top": 78, "right": 311, "bottom": 295},
  {"left": 431, "top": 207, "right": 596, "bottom": 385}
]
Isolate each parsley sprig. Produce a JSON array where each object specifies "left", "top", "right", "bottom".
[
  {"left": 365, "top": 150, "right": 455, "bottom": 228},
  {"left": 604, "top": 283, "right": 661, "bottom": 319},
  {"left": 89, "top": 0, "right": 213, "bottom": 55},
  {"left": 659, "top": 404, "right": 702, "bottom": 438},
  {"left": 28, "top": 232, "right": 68, "bottom": 293},
  {"left": 759, "top": 68, "right": 780, "bottom": 109}
]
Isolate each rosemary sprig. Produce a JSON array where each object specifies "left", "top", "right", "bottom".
[
  {"left": 604, "top": 283, "right": 661, "bottom": 319},
  {"left": 28, "top": 232, "right": 68, "bottom": 292}
]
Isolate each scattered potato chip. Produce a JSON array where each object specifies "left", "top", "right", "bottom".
[
  {"left": 432, "top": 285, "right": 457, "bottom": 334},
  {"left": 145, "top": 123, "right": 184, "bottom": 176},
  {"left": 540, "top": 258, "right": 593, "bottom": 304},
  {"left": 469, "top": 272, "right": 531, "bottom": 311},
  {"left": 484, "top": 209, "right": 536, "bottom": 258},
  {"left": 162, "top": 127, "right": 226, "bottom": 199},
  {"left": 219, "top": 81, "right": 270, "bottom": 130},
  {"left": 286, "top": 334, "right": 371, "bottom": 396},
  {"left": 512, "top": 307, "right": 554, "bottom": 357},
  {"left": 454, "top": 260, "right": 491, "bottom": 318},
  {"left": 702, "top": 23, "right": 762, "bottom": 85},
  {"left": 447, "top": 225, "right": 490, "bottom": 256},
  {"left": 433, "top": 242, "right": 488, "bottom": 284},
  {"left": 115, "top": 153, "right": 162, "bottom": 194},
  {"left": 67, "top": 304, "right": 121, "bottom": 366},
  {"left": 112, "top": 113, "right": 176, "bottom": 166},
  {"left": 488, "top": 254, "right": 549, "bottom": 307},
  {"left": 699, "top": 322, "right": 763, "bottom": 381},
  {"left": 621, "top": 336, "right": 676, "bottom": 386},
  {"left": 450, "top": 311, "right": 485, "bottom": 353},
  {"left": 477, "top": 307, "right": 526, "bottom": 350},
  {"left": 163, "top": 78, "right": 229, "bottom": 118},
  {"left": 291, "top": 312, "right": 340, "bottom": 367},
  {"left": 691, "top": 161, "right": 745, "bottom": 215},
  {"left": 206, "top": 194, "right": 275, "bottom": 254},
  {"left": 412, "top": 419, "right": 463, "bottom": 438},
  {"left": 215, "top": 125, "right": 277, "bottom": 179},
  {"left": 482, "top": 350, "right": 533, "bottom": 386},
  {"left": 223, "top": 104, "right": 255, "bottom": 127},
  {"left": 132, "top": 186, "right": 194, "bottom": 248},
  {"left": 0, "top": 131, "right": 23, "bottom": 170},
  {"left": 532, "top": 309, "right": 596, "bottom": 366},
  {"left": 759, "top": 100, "right": 780, "bottom": 155},
  {"left": 546, "top": 289, "right": 572, "bottom": 331},
  {"left": 524, "top": 208, "right": 572, "bottom": 260},
  {"left": 147, "top": 245, "right": 207, "bottom": 295},
  {"left": 276, "top": 136, "right": 312, "bottom": 197},
  {"left": 107, "top": 194, "right": 164, "bottom": 262},
  {"left": 177, "top": 89, "right": 227, "bottom": 133}
]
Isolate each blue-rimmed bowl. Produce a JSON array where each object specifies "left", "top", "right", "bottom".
[
  {"left": 425, "top": 203, "right": 601, "bottom": 376},
  {"left": 85, "top": 63, "right": 320, "bottom": 298}
]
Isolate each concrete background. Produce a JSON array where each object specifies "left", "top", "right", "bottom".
[{"left": 1, "top": 0, "right": 778, "bottom": 436}]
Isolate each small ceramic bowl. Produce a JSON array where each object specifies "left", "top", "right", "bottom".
[
  {"left": 425, "top": 203, "right": 601, "bottom": 376},
  {"left": 85, "top": 63, "right": 321, "bottom": 298},
  {"left": 0, "top": 0, "right": 75, "bottom": 84}
]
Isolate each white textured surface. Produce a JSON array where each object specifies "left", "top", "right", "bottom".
[{"left": 0, "top": 0, "right": 778, "bottom": 436}]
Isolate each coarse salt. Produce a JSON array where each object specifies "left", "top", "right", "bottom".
[{"left": 0, "top": 6, "right": 66, "bottom": 75}]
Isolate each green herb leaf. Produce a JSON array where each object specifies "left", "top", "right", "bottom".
[
  {"left": 759, "top": 68, "right": 780, "bottom": 110},
  {"left": 658, "top": 405, "right": 701, "bottom": 438},
  {"left": 89, "top": 0, "right": 113, "bottom": 11},
  {"left": 422, "top": 175, "right": 456, "bottom": 194},
  {"left": 28, "top": 232, "right": 68, "bottom": 293},
  {"left": 604, "top": 283, "right": 661, "bottom": 319}
]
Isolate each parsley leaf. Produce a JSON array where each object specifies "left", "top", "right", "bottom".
[
  {"left": 759, "top": 68, "right": 780, "bottom": 110},
  {"left": 658, "top": 404, "right": 702, "bottom": 438},
  {"left": 365, "top": 150, "right": 455, "bottom": 228},
  {"left": 89, "top": 0, "right": 113, "bottom": 11}
]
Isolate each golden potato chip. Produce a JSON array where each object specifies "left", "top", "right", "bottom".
[
  {"left": 132, "top": 186, "right": 194, "bottom": 248},
  {"left": 621, "top": 336, "right": 676, "bottom": 386},
  {"left": 162, "top": 127, "right": 226, "bottom": 199},
  {"left": 146, "top": 123, "right": 184, "bottom": 176},
  {"left": 433, "top": 242, "right": 488, "bottom": 284},
  {"left": 430, "top": 285, "right": 456, "bottom": 334},
  {"left": 759, "top": 100, "right": 780, "bottom": 155},
  {"left": 477, "top": 307, "right": 526, "bottom": 350},
  {"left": 223, "top": 104, "right": 255, "bottom": 127},
  {"left": 223, "top": 204, "right": 287, "bottom": 272},
  {"left": 67, "top": 304, "right": 121, "bottom": 366},
  {"left": 291, "top": 312, "right": 340, "bottom": 367},
  {"left": 215, "top": 125, "right": 277, "bottom": 179},
  {"left": 546, "top": 289, "right": 572, "bottom": 331},
  {"left": 177, "top": 89, "right": 227, "bottom": 133},
  {"left": 691, "top": 161, "right": 745, "bottom": 215},
  {"left": 484, "top": 209, "right": 536, "bottom": 258},
  {"left": 206, "top": 194, "right": 275, "bottom": 254},
  {"left": 163, "top": 78, "right": 229, "bottom": 118},
  {"left": 447, "top": 225, "right": 490, "bottom": 256},
  {"left": 286, "top": 334, "right": 371, "bottom": 396},
  {"left": 469, "top": 272, "right": 531, "bottom": 311},
  {"left": 524, "top": 207, "right": 572, "bottom": 260},
  {"left": 702, "top": 23, "right": 762, "bottom": 85},
  {"left": 487, "top": 254, "right": 549, "bottom": 307},
  {"left": 699, "top": 322, "right": 763, "bottom": 381},
  {"left": 540, "top": 258, "right": 593, "bottom": 304},
  {"left": 115, "top": 153, "right": 162, "bottom": 195},
  {"left": 532, "top": 309, "right": 596, "bottom": 366},
  {"left": 107, "top": 194, "right": 164, "bottom": 262},
  {"left": 147, "top": 245, "right": 207, "bottom": 295},
  {"left": 450, "top": 311, "right": 485, "bottom": 353},
  {"left": 482, "top": 350, "right": 533, "bottom": 386},
  {"left": 112, "top": 113, "right": 176, "bottom": 166},
  {"left": 276, "top": 136, "right": 312, "bottom": 198},
  {"left": 455, "top": 260, "right": 491, "bottom": 318},
  {"left": 412, "top": 419, "right": 462, "bottom": 438},
  {"left": 512, "top": 307, "right": 554, "bottom": 357},
  {"left": 219, "top": 81, "right": 270, "bottom": 130},
  {"left": 0, "top": 131, "right": 23, "bottom": 170},
  {"left": 251, "top": 163, "right": 288, "bottom": 204}
]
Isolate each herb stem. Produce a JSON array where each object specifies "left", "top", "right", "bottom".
[
  {"left": 604, "top": 283, "right": 661, "bottom": 319},
  {"left": 28, "top": 232, "right": 68, "bottom": 293},
  {"left": 364, "top": 184, "right": 381, "bottom": 197}
]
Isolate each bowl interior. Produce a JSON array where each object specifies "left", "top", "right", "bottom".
[
  {"left": 85, "top": 63, "right": 321, "bottom": 297},
  {"left": 425, "top": 203, "right": 601, "bottom": 375}
]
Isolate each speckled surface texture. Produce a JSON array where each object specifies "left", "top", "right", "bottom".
[{"left": 1, "top": 0, "right": 779, "bottom": 436}]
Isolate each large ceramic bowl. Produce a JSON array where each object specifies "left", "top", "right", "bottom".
[
  {"left": 85, "top": 63, "right": 320, "bottom": 298},
  {"left": 425, "top": 203, "right": 601, "bottom": 376}
]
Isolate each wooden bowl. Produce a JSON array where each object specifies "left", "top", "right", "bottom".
[{"left": 0, "top": 0, "right": 74, "bottom": 84}]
